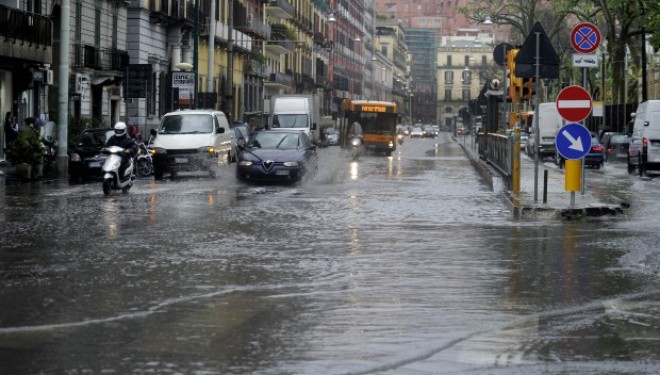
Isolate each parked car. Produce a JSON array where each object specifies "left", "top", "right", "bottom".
[
  {"left": 602, "top": 132, "right": 630, "bottom": 163},
  {"left": 410, "top": 127, "right": 424, "bottom": 138},
  {"left": 557, "top": 136, "right": 604, "bottom": 169},
  {"left": 584, "top": 136, "right": 605, "bottom": 169},
  {"left": 627, "top": 100, "right": 660, "bottom": 176},
  {"left": 235, "top": 130, "right": 318, "bottom": 184},
  {"left": 68, "top": 128, "right": 114, "bottom": 181},
  {"left": 228, "top": 123, "right": 249, "bottom": 163},
  {"left": 321, "top": 127, "right": 339, "bottom": 146}
]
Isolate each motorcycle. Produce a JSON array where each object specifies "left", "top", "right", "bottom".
[
  {"left": 348, "top": 136, "right": 362, "bottom": 160},
  {"left": 101, "top": 146, "right": 135, "bottom": 195},
  {"left": 397, "top": 133, "right": 405, "bottom": 145},
  {"left": 135, "top": 141, "right": 153, "bottom": 177}
]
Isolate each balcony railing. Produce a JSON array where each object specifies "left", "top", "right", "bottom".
[
  {"left": 74, "top": 44, "right": 129, "bottom": 71},
  {"left": 264, "top": 71, "right": 293, "bottom": 88},
  {"left": 0, "top": 4, "right": 51, "bottom": 48},
  {"left": 264, "top": 0, "right": 294, "bottom": 20}
]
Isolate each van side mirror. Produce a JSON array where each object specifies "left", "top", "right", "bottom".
[
  {"left": 150, "top": 128, "right": 157, "bottom": 137},
  {"left": 311, "top": 122, "right": 317, "bottom": 130},
  {"left": 217, "top": 127, "right": 225, "bottom": 134}
]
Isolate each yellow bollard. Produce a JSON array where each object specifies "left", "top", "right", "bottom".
[
  {"left": 565, "top": 159, "right": 582, "bottom": 192},
  {"left": 512, "top": 128, "right": 520, "bottom": 196}
]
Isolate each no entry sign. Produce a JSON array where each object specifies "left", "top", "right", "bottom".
[{"left": 556, "top": 85, "right": 593, "bottom": 122}]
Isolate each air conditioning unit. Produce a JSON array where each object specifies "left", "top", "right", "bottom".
[
  {"left": 75, "top": 73, "right": 90, "bottom": 96},
  {"left": 46, "top": 69, "right": 54, "bottom": 85}
]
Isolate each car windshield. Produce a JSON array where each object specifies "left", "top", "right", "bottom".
[
  {"left": 248, "top": 132, "right": 302, "bottom": 149},
  {"left": 610, "top": 134, "right": 629, "bottom": 144},
  {"left": 80, "top": 130, "right": 114, "bottom": 147},
  {"left": 272, "top": 114, "right": 308, "bottom": 128},
  {"left": 160, "top": 114, "right": 214, "bottom": 134}
]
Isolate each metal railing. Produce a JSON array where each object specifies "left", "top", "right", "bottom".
[
  {"left": 477, "top": 132, "right": 512, "bottom": 177},
  {"left": 0, "top": 5, "right": 51, "bottom": 47}
]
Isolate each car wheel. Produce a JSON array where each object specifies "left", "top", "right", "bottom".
[
  {"left": 639, "top": 157, "right": 646, "bottom": 177},
  {"left": 627, "top": 155, "right": 635, "bottom": 174},
  {"left": 154, "top": 166, "right": 164, "bottom": 180}
]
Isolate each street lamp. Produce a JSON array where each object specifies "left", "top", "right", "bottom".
[{"left": 409, "top": 91, "right": 414, "bottom": 125}]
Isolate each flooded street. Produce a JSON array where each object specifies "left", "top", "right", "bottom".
[{"left": 1, "top": 133, "right": 659, "bottom": 374}]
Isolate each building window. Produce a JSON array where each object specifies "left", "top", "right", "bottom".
[
  {"left": 95, "top": 8, "right": 101, "bottom": 47},
  {"left": 462, "top": 71, "right": 471, "bottom": 84},
  {"left": 75, "top": 2, "right": 82, "bottom": 42},
  {"left": 447, "top": 55, "right": 452, "bottom": 66},
  {"left": 464, "top": 55, "right": 470, "bottom": 66},
  {"left": 462, "top": 89, "right": 471, "bottom": 100},
  {"left": 444, "top": 89, "right": 452, "bottom": 100},
  {"left": 444, "top": 71, "right": 453, "bottom": 84}
]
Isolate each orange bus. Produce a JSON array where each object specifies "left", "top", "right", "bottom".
[{"left": 340, "top": 100, "right": 399, "bottom": 156}]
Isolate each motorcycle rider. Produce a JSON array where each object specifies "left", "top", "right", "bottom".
[{"left": 105, "top": 122, "right": 138, "bottom": 180}]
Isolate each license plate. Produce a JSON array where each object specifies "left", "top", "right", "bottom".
[
  {"left": 174, "top": 157, "right": 188, "bottom": 164},
  {"left": 275, "top": 170, "right": 290, "bottom": 176},
  {"left": 88, "top": 161, "right": 101, "bottom": 168}
]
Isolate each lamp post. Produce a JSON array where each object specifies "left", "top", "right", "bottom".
[{"left": 409, "top": 91, "right": 414, "bottom": 125}]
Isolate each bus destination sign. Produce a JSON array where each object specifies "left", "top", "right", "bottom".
[{"left": 357, "top": 105, "right": 392, "bottom": 113}]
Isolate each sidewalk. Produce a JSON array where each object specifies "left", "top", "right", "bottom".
[{"left": 458, "top": 137, "right": 627, "bottom": 220}]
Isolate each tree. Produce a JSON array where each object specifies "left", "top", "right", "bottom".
[{"left": 458, "top": 0, "right": 573, "bottom": 101}]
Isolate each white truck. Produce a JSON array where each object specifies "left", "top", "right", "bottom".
[
  {"left": 526, "top": 102, "right": 562, "bottom": 161},
  {"left": 268, "top": 94, "right": 321, "bottom": 144}
]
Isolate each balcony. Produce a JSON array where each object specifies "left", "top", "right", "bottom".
[
  {"left": 74, "top": 44, "right": 129, "bottom": 71},
  {"left": 0, "top": 4, "right": 52, "bottom": 63},
  {"left": 264, "top": 0, "right": 294, "bottom": 20},
  {"left": 264, "top": 71, "right": 293, "bottom": 89}
]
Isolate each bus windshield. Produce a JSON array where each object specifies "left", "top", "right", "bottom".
[{"left": 351, "top": 112, "right": 397, "bottom": 135}]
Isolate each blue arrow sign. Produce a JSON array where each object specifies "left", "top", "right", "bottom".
[{"left": 555, "top": 123, "right": 592, "bottom": 160}]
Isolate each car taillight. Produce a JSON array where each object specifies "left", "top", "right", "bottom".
[
  {"left": 643, "top": 137, "right": 648, "bottom": 154},
  {"left": 592, "top": 145, "right": 603, "bottom": 152}
]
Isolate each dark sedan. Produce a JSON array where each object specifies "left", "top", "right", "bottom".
[
  {"left": 603, "top": 132, "right": 630, "bottom": 163},
  {"left": 68, "top": 128, "right": 114, "bottom": 181},
  {"left": 584, "top": 136, "right": 605, "bottom": 169},
  {"left": 235, "top": 130, "right": 317, "bottom": 184}
]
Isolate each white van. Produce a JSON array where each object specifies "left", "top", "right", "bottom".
[
  {"left": 628, "top": 100, "right": 660, "bottom": 176},
  {"left": 150, "top": 110, "right": 231, "bottom": 180},
  {"left": 526, "top": 102, "right": 562, "bottom": 161},
  {"left": 269, "top": 94, "right": 321, "bottom": 144}
]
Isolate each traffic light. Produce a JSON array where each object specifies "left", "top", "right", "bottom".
[
  {"left": 522, "top": 78, "right": 535, "bottom": 101},
  {"left": 507, "top": 48, "right": 522, "bottom": 103}
]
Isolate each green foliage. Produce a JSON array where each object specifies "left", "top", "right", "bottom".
[{"left": 5, "top": 127, "right": 43, "bottom": 167}]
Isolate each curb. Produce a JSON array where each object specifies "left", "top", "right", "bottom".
[{"left": 458, "top": 139, "right": 628, "bottom": 221}]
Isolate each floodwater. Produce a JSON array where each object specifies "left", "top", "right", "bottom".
[{"left": 0, "top": 133, "right": 659, "bottom": 374}]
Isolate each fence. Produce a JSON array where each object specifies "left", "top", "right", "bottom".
[{"left": 476, "top": 132, "right": 512, "bottom": 179}]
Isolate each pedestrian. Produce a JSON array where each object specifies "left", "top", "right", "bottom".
[{"left": 4, "top": 113, "right": 18, "bottom": 147}]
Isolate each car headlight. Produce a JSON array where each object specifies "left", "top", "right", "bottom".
[
  {"left": 238, "top": 160, "right": 253, "bottom": 166},
  {"left": 351, "top": 138, "right": 361, "bottom": 147},
  {"left": 199, "top": 146, "right": 215, "bottom": 155},
  {"left": 388, "top": 141, "right": 394, "bottom": 147},
  {"left": 283, "top": 161, "right": 299, "bottom": 167},
  {"left": 152, "top": 147, "right": 167, "bottom": 155}
]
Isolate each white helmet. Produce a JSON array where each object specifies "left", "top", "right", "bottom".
[{"left": 114, "top": 122, "right": 127, "bottom": 136}]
